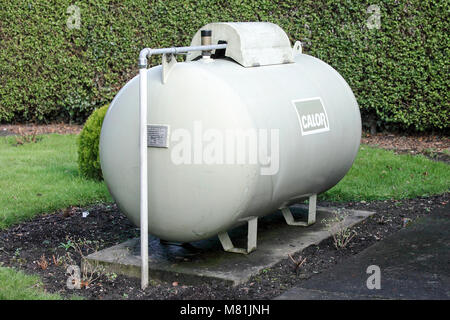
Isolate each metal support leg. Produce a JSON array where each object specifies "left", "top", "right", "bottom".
[
  {"left": 218, "top": 217, "right": 258, "bottom": 254},
  {"left": 281, "top": 194, "right": 317, "bottom": 226}
]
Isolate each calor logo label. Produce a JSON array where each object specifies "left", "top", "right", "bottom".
[{"left": 292, "top": 97, "right": 330, "bottom": 135}]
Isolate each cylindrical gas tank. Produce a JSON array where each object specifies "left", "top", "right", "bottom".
[{"left": 100, "top": 22, "right": 361, "bottom": 243}]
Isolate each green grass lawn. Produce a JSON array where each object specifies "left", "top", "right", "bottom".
[
  {"left": 0, "top": 133, "right": 448, "bottom": 300},
  {"left": 0, "top": 134, "right": 111, "bottom": 229},
  {"left": 322, "top": 145, "right": 449, "bottom": 201},
  {"left": 0, "top": 267, "right": 62, "bottom": 300}
]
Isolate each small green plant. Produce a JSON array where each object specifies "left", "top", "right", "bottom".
[
  {"left": 11, "top": 247, "right": 26, "bottom": 265},
  {"left": 77, "top": 105, "right": 109, "bottom": 180},
  {"left": 322, "top": 209, "right": 357, "bottom": 250},
  {"left": 105, "top": 272, "right": 118, "bottom": 281},
  {"left": 14, "top": 248, "right": 22, "bottom": 258},
  {"left": 59, "top": 239, "right": 75, "bottom": 251},
  {"left": 58, "top": 236, "right": 109, "bottom": 289}
]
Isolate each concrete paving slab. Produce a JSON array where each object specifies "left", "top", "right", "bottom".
[
  {"left": 276, "top": 203, "right": 450, "bottom": 300},
  {"left": 85, "top": 205, "right": 374, "bottom": 286}
]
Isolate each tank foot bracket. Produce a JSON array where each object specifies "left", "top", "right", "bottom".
[
  {"left": 281, "top": 194, "right": 317, "bottom": 226},
  {"left": 218, "top": 217, "right": 258, "bottom": 254}
]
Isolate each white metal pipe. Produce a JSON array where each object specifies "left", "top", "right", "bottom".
[
  {"left": 137, "top": 42, "right": 227, "bottom": 290},
  {"left": 138, "top": 44, "right": 227, "bottom": 66},
  {"left": 139, "top": 66, "right": 148, "bottom": 289}
]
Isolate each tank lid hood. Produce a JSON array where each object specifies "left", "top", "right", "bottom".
[{"left": 186, "top": 22, "right": 294, "bottom": 67}]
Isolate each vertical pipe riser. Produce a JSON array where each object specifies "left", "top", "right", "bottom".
[{"left": 139, "top": 67, "right": 149, "bottom": 289}]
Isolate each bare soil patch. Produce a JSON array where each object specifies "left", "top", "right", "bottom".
[
  {"left": 0, "top": 123, "right": 82, "bottom": 136},
  {"left": 362, "top": 132, "right": 450, "bottom": 163}
]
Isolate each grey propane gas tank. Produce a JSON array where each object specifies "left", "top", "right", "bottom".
[{"left": 100, "top": 22, "right": 361, "bottom": 243}]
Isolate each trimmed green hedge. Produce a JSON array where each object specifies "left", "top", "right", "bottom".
[{"left": 1, "top": 0, "right": 448, "bottom": 131}]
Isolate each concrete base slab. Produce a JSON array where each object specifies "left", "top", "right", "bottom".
[{"left": 85, "top": 205, "right": 374, "bottom": 286}]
